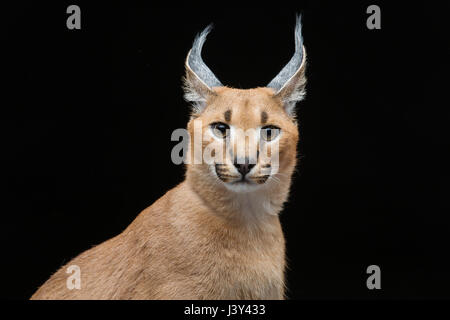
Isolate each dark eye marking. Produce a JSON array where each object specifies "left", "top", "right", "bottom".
[
  {"left": 224, "top": 110, "right": 232, "bottom": 122},
  {"left": 261, "top": 111, "right": 268, "bottom": 124}
]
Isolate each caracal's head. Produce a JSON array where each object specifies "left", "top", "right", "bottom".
[{"left": 184, "top": 16, "right": 307, "bottom": 193}]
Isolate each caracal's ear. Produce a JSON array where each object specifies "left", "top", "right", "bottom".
[
  {"left": 183, "top": 25, "right": 223, "bottom": 116},
  {"left": 267, "top": 14, "right": 307, "bottom": 117}
]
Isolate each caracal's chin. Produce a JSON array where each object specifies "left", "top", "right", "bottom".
[{"left": 223, "top": 180, "right": 266, "bottom": 193}]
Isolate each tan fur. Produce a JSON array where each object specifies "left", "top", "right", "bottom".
[{"left": 31, "top": 45, "right": 306, "bottom": 299}]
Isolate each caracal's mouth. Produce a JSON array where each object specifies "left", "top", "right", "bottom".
[{"left": 214, "top": 164, "right": 270, "bottom": 189}]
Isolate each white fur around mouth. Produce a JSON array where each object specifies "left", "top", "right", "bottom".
[
  {"left": 223, "top": 178, "right": 265, "bottom": 193},
  {"left": 232, "top": 178, "right": 254, "bottom": 185}
]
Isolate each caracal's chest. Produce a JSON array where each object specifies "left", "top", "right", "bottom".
[{"left": 190, "top": 224, "right": 286, "bottom": 299}]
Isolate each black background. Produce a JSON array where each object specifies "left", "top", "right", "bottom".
[{"left": 3, "top": 1, "right": 450, "bottom": 300}]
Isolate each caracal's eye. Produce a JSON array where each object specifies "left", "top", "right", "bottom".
[
  {"left": 261, "top": 125, "right": 281, "bottom": 141},
  {"left": 211, "top": 122, "right": 230, "bottom": 139}
]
